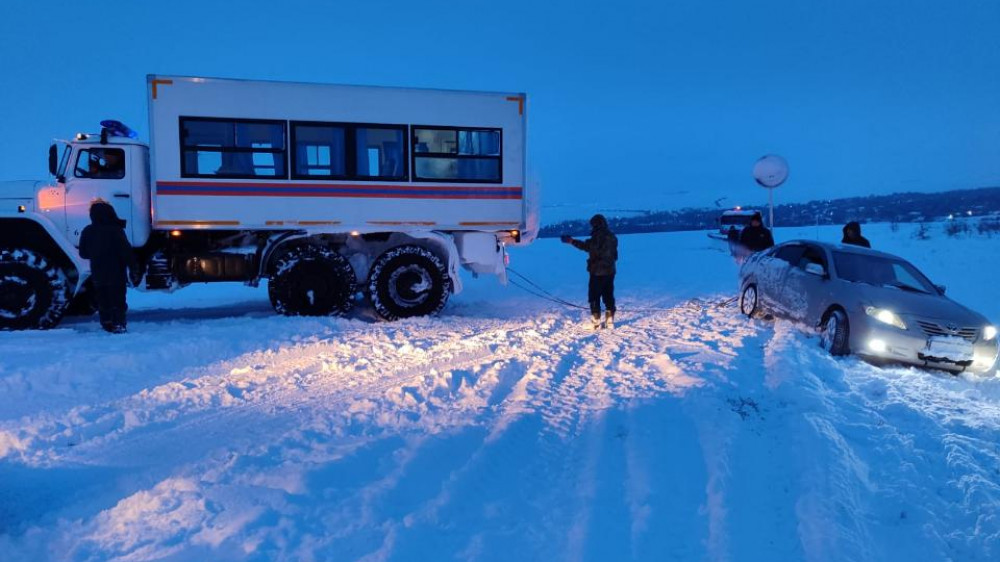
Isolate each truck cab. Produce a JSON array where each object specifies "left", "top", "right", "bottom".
[{"left": 48, "top": 129, "right": 152, "bottom": 249}]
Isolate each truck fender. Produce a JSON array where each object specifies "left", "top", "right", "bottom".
[
  {"left": 0, "top": 213, "right": 89, "bottom": 294},
  {"left": 257, "top": 231, "right": 311, "bottom": 278}
]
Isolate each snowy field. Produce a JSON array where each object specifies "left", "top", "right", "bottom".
[{"left": 1, "top": 222, "right": 999, "bottom": 561}]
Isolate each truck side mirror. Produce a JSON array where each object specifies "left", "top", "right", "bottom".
[
  {"left": 935, "top": 284, "right": 947, "bottom": 295},
  {"left": 48, "top": 144, "right": 58, "bottom": 177}
]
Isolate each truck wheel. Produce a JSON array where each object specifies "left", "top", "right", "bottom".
[
  {"left": 368, "top": 245, "right": 451, "bottom": 320},
  {"left": 0, "top": 248, "right": 71, "bottom": 330},
  {"left": 268, "top": 245, "right": 356, "bottom": 316}
]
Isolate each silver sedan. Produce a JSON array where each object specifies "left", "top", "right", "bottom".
[{"left": 738, "top": 240, "right": 999, "bottom": 374}]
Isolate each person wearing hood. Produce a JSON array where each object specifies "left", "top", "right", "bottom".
[
  {"left": 738, "top": 213, "right": 775, "bottom": 253},
  {"left": 561, "top": 214, "right": 618, "bottom": 329},
  {"left": 78, "top": 201, "right": 138, "bottom": 333},
  {"left": 842, "top": 221, "right": 871, "bottom": 248}
]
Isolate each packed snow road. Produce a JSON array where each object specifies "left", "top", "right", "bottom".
[{"left": 1, "top": 224, "right": 999, "bottom": 561}]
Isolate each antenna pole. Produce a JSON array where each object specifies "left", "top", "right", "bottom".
[{"left": 768, "top": 188, "right": 774, "bottom": 229}]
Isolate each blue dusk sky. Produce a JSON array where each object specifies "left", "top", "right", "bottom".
[{"left": 1, "top": 0, "right": 998, "bottom": 218}]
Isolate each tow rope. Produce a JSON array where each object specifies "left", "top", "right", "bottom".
[{"left": 505, "top": 268, "right": 738, "bottom": 313}]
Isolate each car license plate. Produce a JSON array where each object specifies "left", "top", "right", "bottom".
[{"left": 925, "top": 336, "right": 974, "bottom": 361}]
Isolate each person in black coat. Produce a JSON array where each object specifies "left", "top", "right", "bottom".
[
  {"left": 561, "top": 214, "right": 619, "bottom": 329},
  {"left": 738, "top": 213, "right": 775, "bottom": 253},
  {"left": 78, "top": 201, "right": 138, "bottom": 333},
  {"left": 842, "top": 221, "right": 871, "bottom": 248}
]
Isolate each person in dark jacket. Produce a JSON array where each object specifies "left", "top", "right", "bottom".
[
  {"left": 841, "top": 221, "right": 871, "bottom": 248},
  {"left": 738, "top": 213, "right": 775, "bottom": 253},
  {"left": 561, "top": 214, "right": 618, "bottom": 329},
  {"left": 726, "top": 225, "right": 739, "bottom": 243},
  {"left": 726, "top": 225, "right": 740, "bottom": 256},
  {"left": 78, "top": 201, "right": 137, "bottom": 333}
]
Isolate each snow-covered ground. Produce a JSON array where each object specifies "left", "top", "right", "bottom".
[{"left": 1, "top": 222, "right": 999, "bottom": 561}]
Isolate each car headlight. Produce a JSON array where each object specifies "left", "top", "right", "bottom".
[
  {"left": 865, "top": 306, "right": 907, "bottom": 330},
  {"left": 985, "top": 325, "right": 998, "bottom": 341}
]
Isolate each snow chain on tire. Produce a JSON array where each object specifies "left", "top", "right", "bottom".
[
  {"left": 368, "top": 245, "right": 451, "bottom": 321},
  {"left": 268, "top": 245, "right": 356, "bottom": 316},
  {"left": 0, "top": 248, "right": 72, "bottom": 330}
]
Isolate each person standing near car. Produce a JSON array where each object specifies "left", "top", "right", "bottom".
[
  {"left": 738, "top": 213, "right": 775, "bottom": 253},
  {"left": 561, "top": 214, "right": 618, "bottom": 330},
  {"left": 78, "top": 200, "right": 138, "bottom": 333},
  {"left": 841, "top": 221, "right": 871, "bottom": 248}
]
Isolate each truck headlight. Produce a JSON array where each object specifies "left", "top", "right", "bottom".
[
  {"left": 985, "top": 326, "right": 998, "bottom": 341},
  {"left": 865, "top": 307, "right": 906, "bottom": 330}
]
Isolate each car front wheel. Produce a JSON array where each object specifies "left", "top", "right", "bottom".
[{"left": 820, "top": 309, "right": 850, "bottom": 356}]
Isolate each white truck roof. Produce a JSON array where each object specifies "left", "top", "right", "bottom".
[{"left": 147, "top": 75, "right": 528, "bottom": 232}]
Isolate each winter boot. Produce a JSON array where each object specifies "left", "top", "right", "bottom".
[
  {"left": 591, "top": 313, "right": 602, "bottom": 330},
  {"left": 605, "top": 311, "right": 615, "bottom": 330}
]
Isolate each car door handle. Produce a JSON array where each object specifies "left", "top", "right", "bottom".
[{"left": 113, "top": 193, "right": 130, "bottom": 198}]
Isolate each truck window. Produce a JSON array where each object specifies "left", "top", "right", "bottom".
[
  {"left": 412, "top": 127, "right": 502, "bottom": 183},
  {"left": 180, "top": 117, "right": 287, "bottom": 178},
  {"left": 57, "top": 144, "right": 72, "bottom": 178},
  {"left": 74, "top": 148, "right": 126, "bottom": 180},
  {"left": 355, "top": 127, "right": 405, "bottom": 179},
  {"left": 289, "top": 122, "right": 405, "bottom": 181},
  {"left": 291, "top": 124, "right": 347, "bottom": 177},
  {"left": 720, "top": 215, "right": 752, "bottom": 226}
]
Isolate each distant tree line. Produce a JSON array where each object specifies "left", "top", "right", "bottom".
[{"left": 539, "top": 187, "right": 1000, "bottom": 238}]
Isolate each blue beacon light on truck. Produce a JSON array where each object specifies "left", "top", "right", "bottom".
[{"left": 99, "top": 120, "right": 138, "bottom": 139}]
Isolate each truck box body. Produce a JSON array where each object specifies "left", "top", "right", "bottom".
[{"left": 148, "top": 76, "right": 527, "bottom": 233}]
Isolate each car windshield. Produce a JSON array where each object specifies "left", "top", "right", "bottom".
[{"left": 832, "top": 251, "right": 938, "bottom": 294}]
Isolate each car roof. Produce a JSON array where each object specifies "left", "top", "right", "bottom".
[{"left": 780, "top": 239, "right": 903, "bottom": 261}]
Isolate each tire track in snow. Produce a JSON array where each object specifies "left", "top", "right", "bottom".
[
  {"left": 0, "top": 318, "right": 562, "bottom": 464},
  {"left": 1, "top": 297, "right": 766, "bottom": 561}
]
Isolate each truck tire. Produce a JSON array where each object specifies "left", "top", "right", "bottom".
[
  {"left": 368, "top": 245, "right": 451, "bottom": 320},
  {"left": 267, "top": 245, "right": 356, "bottom": 316},
  {"left": 0, "top": 248, "right": 71, "bottom": 330}
]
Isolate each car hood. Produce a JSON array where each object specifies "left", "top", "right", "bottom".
[{"left": 852, "top": 282, "right": 988, "bottom": 325}]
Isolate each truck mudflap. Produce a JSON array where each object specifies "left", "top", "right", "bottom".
[{"left": 453, "top": 231, "right": 507, "bottom": 285}]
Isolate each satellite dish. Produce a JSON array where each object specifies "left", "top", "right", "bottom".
[{"left": 753, "top": 154, "right": 788, "bottom": 188}]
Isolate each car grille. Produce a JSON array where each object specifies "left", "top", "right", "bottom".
[{"left": 916, "top": 320, "right": 978, "bottom": 342}]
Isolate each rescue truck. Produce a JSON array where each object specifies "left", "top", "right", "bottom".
[{"left": 0, "top": 75, "right": 533, "bottom": 329}]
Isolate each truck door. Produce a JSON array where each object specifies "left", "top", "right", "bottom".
[{"left": 65, "top": 145, "right": 135, "bottom": 247}]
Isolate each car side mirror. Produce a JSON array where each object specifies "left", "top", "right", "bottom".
[
  {"left": 935, "top": 284, "right": 947, "bottom": 295},
  {"left": 805, "top": 263, "right": 826, "bottom": 277}
]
